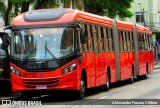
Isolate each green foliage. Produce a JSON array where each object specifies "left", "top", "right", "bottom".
[
  {"left": 10, "top": 0, "right": 31, "bottom": 3},
  {"left": 33, "top": 0, "right": 60, "bottom": 9},
  {"left": 84, "top": 0, "right": 134, "bottom": 18},
  {"left": 0, "top": 1, "right": 7, "bottom": 21}
]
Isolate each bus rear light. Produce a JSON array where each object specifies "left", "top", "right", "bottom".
[
  {"left": 62, "top": 63, "right": 76, "bottom": 74},
  {"left": 10, "top": 66, "right": 20, "bottom": 76}
]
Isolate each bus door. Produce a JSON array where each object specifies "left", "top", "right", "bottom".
[
  {"left": 92, "top": 26, "right": 100, "bottom": 86},
  {"left": 0, "top": 32, "right": 10, "bottom": 80}
]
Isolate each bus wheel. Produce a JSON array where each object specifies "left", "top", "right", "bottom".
[
  {"left": 129, "top": 67, "right": 134, "bottom": 84},
  {"left": 103, "top": 73, "right": 110, "bottom": 91},
  {"left": 21, "top": 92, "right": 33, "bottom": 101},
  {"left": 144, "top": 64, "right": 148, "bottom": 79},
  {"left": 75, "top": 75, "right": 86, "bottom": 100}
]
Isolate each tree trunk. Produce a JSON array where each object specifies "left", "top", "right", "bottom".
[
  {"left": 76, "top": 0, "right": 84, "bottom": 10},
  {"left": 64, "top": 0, "right": 71, "bottom": 8},
  {"left": 72, "top": 0, "right": 75, "bottom": 9},
  {"left": 5, "top": 0, "right": 12, "bottom": 26},
  {"left": 14, "top": 3, "right": 19, "bottom": 16}
]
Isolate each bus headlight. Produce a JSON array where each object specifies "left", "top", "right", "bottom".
[
  {"left": 63, "top": 63, "right": 76, "bottom": 74},
  {"left": 10, "top": 66, "right": 20, "bottom": 76}
]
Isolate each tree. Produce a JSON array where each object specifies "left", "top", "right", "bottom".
[
  {"left": 76, "top": 0, "right": 84, "bottom": 10},
  {"left": 63, "top": 0, "right": 71, "bottom": 8},
  {"left": 33, "top": 0, "right": 60, "bottom": 9},
  {"left": 0, "top": 1, "right": 7, "bottom": 23},
  {"left": 10, "top": 0, "right": 32, "bottom": 15},
  {"left": 84, "top": 0, "right": 134, "bottom": 19},
  {"left": 5, "top": 0, "right": 13, "bottom": 26}
]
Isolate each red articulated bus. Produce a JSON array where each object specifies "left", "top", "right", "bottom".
[{"left": 9, "top": 8, "right": 154, "bottom": 100}]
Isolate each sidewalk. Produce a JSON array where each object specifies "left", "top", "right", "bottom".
[{"left": 154, "top": 64, "right": 160, "bottom": 70}]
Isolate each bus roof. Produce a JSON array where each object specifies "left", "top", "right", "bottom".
[
  {"left": 116, "top": 20, "right": 133, "bottom": 31},
  {"left": 12, "top": 8, "right": 113, "bottom": 27},
  {"left": 136, "top": 24, "right": 152, "bottom": 34},
  {"left": 11, "top": 8, "right": 151, "bottom": 34}
]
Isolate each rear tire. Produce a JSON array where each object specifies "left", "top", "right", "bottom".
[
  {"left": 144, "top": 64, "right": 148, "bottom": 79},
  {"left": 129, "top": 67, "right": 134, "bottom": 84},
  {"left": 75, "top": 75, "right": 86, "bottom": 100},
  {"left": 103, "top": 73, "right": 110, "bottom": 91}
]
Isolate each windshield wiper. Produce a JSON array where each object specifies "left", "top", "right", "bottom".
[
  {"left": 44, "top": 39, "right": 59, "bottom": 63},
  {"left": 23, "top": 40, "right": 37, "bottom": 65}
]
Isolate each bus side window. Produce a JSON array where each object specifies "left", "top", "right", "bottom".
[
  {"left": 127, "top": 32, "right": 130, "bottom": 51},
  {"left": 108, "top": 28, "right": 112, "bottom": 52},
  {"left": 143, "top": 34, "right": 146, "bottom": 51},
  {"left": 144, "top": 34, "right": 147, "bottom": 50},
  {"left": 146, "top": 34, "right": 150, "bottom": 51},
  {"left": 105, "top": 28, "right": 109, "bottom": 51},
  {"left": 101, "top": 27, "right": 104, "bottom": 51},
  {"left": 143, "top": 34, "right": 146, "bottom": 50},
  {"left": 130, "top": 32, "right": 133, "bottom": 51},
  {"left": 92, "top": 25, "right": 98, "bottom": 52},
  {"left": 141, "top": 34, "right": 144, "bottom": 51},
  {"left": 138, "top": 33, "right": 142, "bottom": 51},
  {"left": 103, "top": 28, "right": 107, "bottom": 52},
  {"left": 82, "top": 23, "right": 88, "bottom": 51},
  {"left": 123, "top": 31, "right": 127, "bottom": 51},
  {"left": 118, "top": 30, "right": 123, "bottom": 52},
  {"left": 149, "top": 35, "right": 152, "bottom": 51},
  {"left": 110, "top": 29, "right": 114, "bottom": 51},
  {"left": 87, "top": 25, "right": 93, "bottom": 51},
  {"left": 98, "top": 27, "right": 104, "bottom": 52}
]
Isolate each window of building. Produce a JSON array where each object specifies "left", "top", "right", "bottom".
[{"left": 135, "top": 12, "right": 144, "bottom": 23}]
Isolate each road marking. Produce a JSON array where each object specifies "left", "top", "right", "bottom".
[
  {"left": 71, "top": 105, "right": 80, "bottom": 108},
  {"left": 98, "top": 96, "right": 108, "bottom": 99}
]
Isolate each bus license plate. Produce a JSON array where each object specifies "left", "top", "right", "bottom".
[
  {"left": 21, "top": 73, "right": 38, "bottom": 78},
  {"left": 36, "top": 85, "right": 47, "bottom": 90}
]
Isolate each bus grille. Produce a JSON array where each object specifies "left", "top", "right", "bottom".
[{"left": 23, "top": 78, "right": 60, "bottom": 88}]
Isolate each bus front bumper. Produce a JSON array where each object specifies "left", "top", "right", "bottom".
[{"left": 11, "top": 70, "right": 80, "bottom": 93}]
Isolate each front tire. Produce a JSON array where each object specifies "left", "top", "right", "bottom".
[{"left": 75, "top": 75, "right": 86, "bottom": 100}]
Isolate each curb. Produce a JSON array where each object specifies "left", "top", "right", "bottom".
[{"left": 154, "top": 67, "right": 160, "bottom": 70}]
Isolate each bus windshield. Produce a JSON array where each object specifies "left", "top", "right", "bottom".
[{"left": 11, "top": 27, "right": 75, "bottom": 60}]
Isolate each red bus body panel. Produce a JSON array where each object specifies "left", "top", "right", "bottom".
[{"left": 10, "top": 8, "right": 154, "bottom": 93}]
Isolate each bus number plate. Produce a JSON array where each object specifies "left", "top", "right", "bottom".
[
  {"left": 36, "top": 85, "right": 47, "bottom": 90},
  {"left": 21, "top": 73, "right": 37, "bottom": 78}
]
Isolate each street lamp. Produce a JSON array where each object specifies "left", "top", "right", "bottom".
[{"left": 137, "top": 2, "right": 146, "bottom": 26}]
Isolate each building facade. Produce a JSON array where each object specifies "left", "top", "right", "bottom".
[
  {"left": 126, "top": 0, "right": 160, "bottom": 63},
  {"left": 126, "top": 0, "right": 160, "bottom": 32}
]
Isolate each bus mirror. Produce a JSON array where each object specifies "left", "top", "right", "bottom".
[
  {"left": 4, "top": 26, "right": 12, "bottom": 30},
  {"left": 80, "top": 31, "right": 86, "bottom": 44}
]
